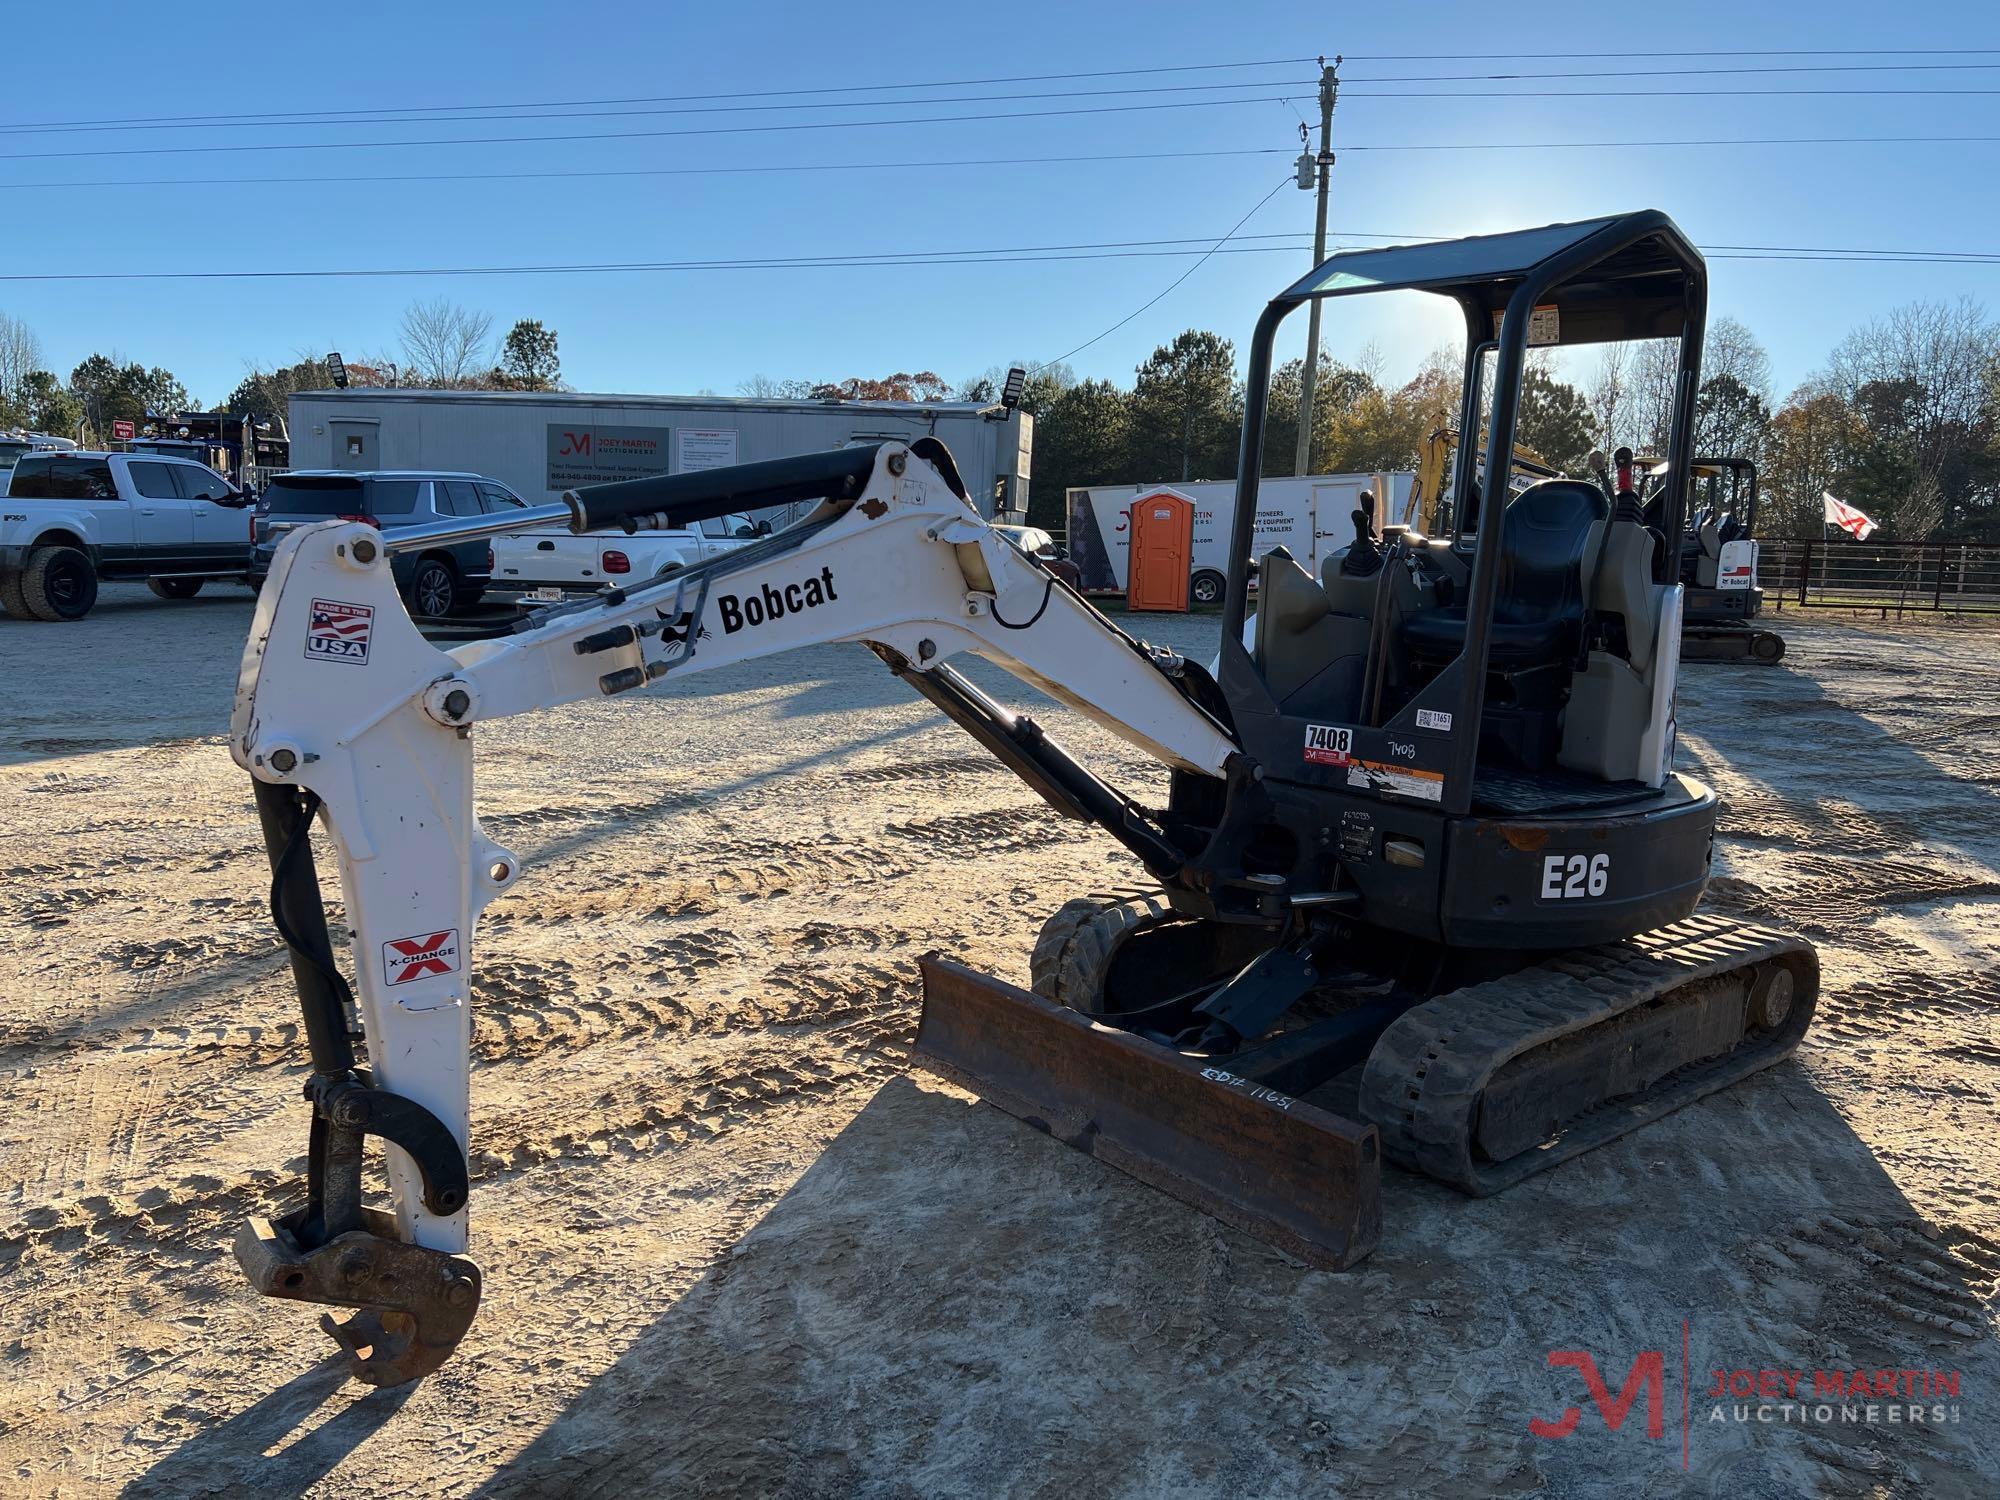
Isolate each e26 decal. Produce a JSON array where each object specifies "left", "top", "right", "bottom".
[{"left": 1540, "top": 852, "right": 1610, "bottom": 900}]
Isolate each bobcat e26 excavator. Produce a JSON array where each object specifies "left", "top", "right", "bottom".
[
  {"left": 228, "top": 211, "right": 1818, "bottom": 1386},
  {"left": 1676, "top": 456, "right": 1784, "bottom": 663}
]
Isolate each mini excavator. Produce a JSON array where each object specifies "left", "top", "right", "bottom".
[
  {"left": 1668, "top": 455, "right": 1784, "bottom": 663},
  {"left": 229, "top": 211, "right": 1818, "bottom": 1385}
]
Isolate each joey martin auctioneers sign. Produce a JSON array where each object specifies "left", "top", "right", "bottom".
[
  {"left": 546, "top": 424, "right": 672, "bottom": 490},
  {"left": 546, "top": 424, "right": 742, "bottom": 490}
]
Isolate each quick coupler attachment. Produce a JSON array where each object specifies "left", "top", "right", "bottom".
[{"left": 235, "top": 1206, "right": 482, "bottom": 1387}]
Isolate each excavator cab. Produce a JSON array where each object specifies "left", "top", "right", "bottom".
[
  {"left": 1666, "top": 455, "right": 1783, "bottom": 662},
  {"left": 1216, "top": 214, "right": 1710, "bottom": 920}
]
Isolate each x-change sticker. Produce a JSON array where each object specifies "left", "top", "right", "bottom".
[
  {"left": 383, "top": 929, "right": 461, "bottom": 985},
  {"left": 306, "top": 599, "right": 374, "bottom": 665},
  {"left": 1347, "top": 758, "right": 1444, "bottom": 803},
  {"left": 1303, "top": 723, "right": 1353, "bottom": 766}
]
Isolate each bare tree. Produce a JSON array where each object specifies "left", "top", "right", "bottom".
[
  {"left": 0, "top": 312, "right": 43, "bottom": 403},
  {"left": 398, "top": 298, "right": 495, "bottom": 387},
  {"left": 1827, "top": 297, "right": 1995, "bottom": 466},
  {"left": 737, "top": 374, "right": 813, "bottom": 399},
  {"left": 1588, "top": 342, "right": 1632, "bottom": 450},
  {"left": 1704, "top": 316, "right": 1773, "bottom": 401},
  {"left": 1826, "top": 297, "right": 1999, "bottom": 535}
]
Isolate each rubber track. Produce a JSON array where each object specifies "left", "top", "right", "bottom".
[
  {"left": 1683, "top": 626, "right": 1786, "bottom": 663},
  {"left": 1359, "top": 914, "right": 1818, "bottom": 1196}
]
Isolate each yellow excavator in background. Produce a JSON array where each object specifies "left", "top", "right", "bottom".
[{"left": 1404, "top": 426, "right": 1562, "bottom": 531}]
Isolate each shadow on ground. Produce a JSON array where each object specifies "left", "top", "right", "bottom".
[
  {"left": 459, "top": 1065, "right": 1992, "bottom": 1499},
  {"left": 123, "top": 1358, "right": 415, "bottom": 1499}
]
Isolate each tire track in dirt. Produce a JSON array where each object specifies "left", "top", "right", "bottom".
[
  {"left": 885, "top": 804, "right": 1089, "bottom": 855},
  {"left": 1761, "top": 1214, "right": 2000, "bottom": 1341},
  {"left": 470, "top": 986, "right": 915, "bottom": 1174},
  {"left": 1716, "top": 791, "right": 1913, "bottom": 856},
  {"left": 471, "top": 753, "right": 1006, "bottom": 854},
  {"left": 0, "top": 980, "right": 917, "bottom": 1278},
  {"left": 1808, "top": 967, "right": 2000, "bottom": 1050},
  {"left": 1897, "top": 711, "right": 2000, "bottom": 750},
  {"left": 1724, "top": 1216, "right": 2000, "bottom": 1491},
  {"left": 1706, "top": 856, "right": 2000, "bottom": 943}
]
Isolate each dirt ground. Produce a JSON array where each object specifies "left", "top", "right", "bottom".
[{"left": 2, "top": 583, "right": 1997, "bottom": 1498}]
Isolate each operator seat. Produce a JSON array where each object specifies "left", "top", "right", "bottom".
[{"left": 1402, "top": 480, "right": 1609, "bottom": 668}]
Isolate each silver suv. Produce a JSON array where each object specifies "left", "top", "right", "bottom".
[{"left": 249, "top": 471, "right": 532, "bottom": 618}]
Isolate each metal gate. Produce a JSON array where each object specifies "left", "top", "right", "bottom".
[{"left": 1758, "top": 539, "right": 2000, "bottom": 615}]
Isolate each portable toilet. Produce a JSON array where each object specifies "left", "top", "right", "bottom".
[{"left": 1126, "top": 489, "right": 1195, "bottom": 611}]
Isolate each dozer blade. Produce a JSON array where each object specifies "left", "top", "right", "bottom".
[{"left": 913, "top": 956, "right": 1381, "bottom": 1269}]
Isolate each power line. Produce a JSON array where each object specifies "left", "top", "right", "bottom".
[
  {"left": 4, "top": 133, "right": 1994, "bottom": 198},
  {"left": 0, "top": 147, "right": 1290, "bottom": 195},
  {"left": 0, "top": 239, "right": 1310, "bottom": 284},
  {"left": 0, "top": 56, "right": 1323, "bottom": 134},
  {"left": 13, "top": 226, "right": 2000, "bottom": 286},
  {"left": 1341, "top": 86, "right": 2000, "bottom": 98},
  {"left": 4, "top": 90, "right": 1985, "bottom": 168},
  {"left": 1341, "top": 61, "right": 2000, "bottom": 82},
  {"left": 11, "top": 49, "right": 1997, "bottom": 137},
  {"left": 0, "top": 95, "right": 1315, "bottom": 163},
  {"left": 1033, "top": 177, "right": 1295, "bottom": 371},
  {"left": 0, "top": 77, "right": 1322, "bottom": 138},
  {"left": 1335, "top": 133, "right": 2000, "bottom": 153},
  {"left": 1309, "top": 227, "right": 2000, "bottom": 264},
  {"left": 11, "top": 61, "right": 2000, "bottom": 139},
  {"left": 1339, "top": 48, "right": 2000, "bottom": 60}
]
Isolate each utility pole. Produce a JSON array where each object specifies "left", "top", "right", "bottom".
[{"left": 1292, "top": 58, "right": 1339, "bottom": 477}]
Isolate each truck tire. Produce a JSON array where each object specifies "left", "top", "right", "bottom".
[
  {"left": 20, "top": 546, "right": 98, "bottom": 621},
  {"left": 0, "top": 570, "right": 29, "bottom": 620},
  {"left": 147, "top": 577, "right": 204, "bottom": 600},
  {"left": 405, "top": 556, "right": 458, "bottom": 619},
  {"left": 1189, "top": 569, "right": 1227, "bottom": 608}
]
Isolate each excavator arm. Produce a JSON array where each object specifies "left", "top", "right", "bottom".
[{"left": 228, "top": 441, "right": 1296, "bottom": 1383}]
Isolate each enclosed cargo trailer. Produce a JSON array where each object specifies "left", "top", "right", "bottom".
[
  {"left": 287, "top": 388, "right": 1032, "bottom": 522},
  {"left": 1066, "top": 471, "right": 1414, "bottom": 601}
]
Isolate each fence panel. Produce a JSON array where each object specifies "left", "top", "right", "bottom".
[{"left": 1755, "top": 539, "right": 2000, "bottom": 615}]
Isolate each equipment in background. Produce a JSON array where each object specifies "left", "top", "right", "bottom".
[
  {"left": 1650, "top": 455, "right": 1785, "bottom": 664},
  {"left": 228, "top": 211, "right": 1817, "bottom": 1386},
  {"left": 1404, "top": 425, "right": 1559, "bottom": 532}
]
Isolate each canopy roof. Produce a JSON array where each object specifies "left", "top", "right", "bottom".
[{"left": 1279, "top": 211, "right": 1702, "bottom": 346}]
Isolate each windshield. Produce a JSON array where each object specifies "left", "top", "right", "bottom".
[{"left": 262, "top": 477, "right": 423, "bottom": 516}]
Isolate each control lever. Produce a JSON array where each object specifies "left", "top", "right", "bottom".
[{"left": 1338, "top": 491, "right": 1385, "bottom": 579}]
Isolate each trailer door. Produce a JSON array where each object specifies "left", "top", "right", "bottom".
[{"left": 330, "top": 420, "right": 378, "bottom": 471}]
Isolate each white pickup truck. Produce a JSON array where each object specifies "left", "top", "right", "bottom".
[
  {"left": 491, "top": 510, "right": 765, "bottom": 601},
  {"left": 1, "top": 450, "right": 254, "bottom": 621}
]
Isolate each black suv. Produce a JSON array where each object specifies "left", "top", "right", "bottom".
[{"left": 249, "top": 471, "right": 532, "bottom": 617}]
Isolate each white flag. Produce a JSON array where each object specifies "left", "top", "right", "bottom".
[{"left": 1823, "top": 491, "right": 1877, "bottom": 541}]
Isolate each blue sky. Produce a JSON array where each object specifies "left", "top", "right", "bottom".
[{"left": 3, "top": 2, "right": 1994, "bottom": 409}]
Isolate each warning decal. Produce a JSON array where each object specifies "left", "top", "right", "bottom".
[
  {"left": 1303, "top": 723, "right": 1354, "bottom": 766},
  {"left": 306, "top": 599, "right": 374, "bottom": 665},
  {"left": 1347, "top": 758, "right": 1444, "bottom": 803},
  {"left": 383, "top": 929, "right": 461, "bottom": 986}
]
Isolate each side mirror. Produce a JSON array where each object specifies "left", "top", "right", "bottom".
[
  {"left": 755, "top": 520, "right": 773, "bottom": 536},
  {"left": 736, "top": 525, "right": 756, "bottom": 539}
]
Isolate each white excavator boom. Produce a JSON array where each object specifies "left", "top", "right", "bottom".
[{"left": 226, "top": 441, "right": 1272, "bottom": 1382}]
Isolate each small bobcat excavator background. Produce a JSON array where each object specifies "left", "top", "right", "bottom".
[{"left": 228, "top": 211, "right": 1817, "bottom": 1385}]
